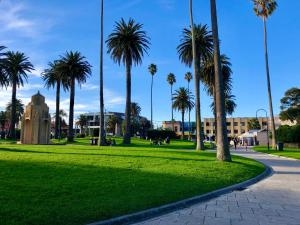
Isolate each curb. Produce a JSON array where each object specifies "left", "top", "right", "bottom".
[{"left": 87, "top": 162, "right": 272, "bottom": 225}]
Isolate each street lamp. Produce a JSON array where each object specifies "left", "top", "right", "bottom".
[{"left": 256, "top": 109, "right": 270, "bottom": 151}]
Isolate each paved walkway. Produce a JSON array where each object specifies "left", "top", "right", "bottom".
[{"left": 134, "top": 148, "right": 300, "bottom": 225}]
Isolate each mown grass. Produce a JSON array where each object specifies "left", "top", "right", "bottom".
[
  {"left": 0, "top": 138, "right": 265, "bottom": 225},
  {"left": 253, "top": 146, "right": 300, "bottom": 160}
]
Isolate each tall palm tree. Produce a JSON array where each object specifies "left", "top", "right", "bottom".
[
  {"left": 252, "top": 0, "right": 277, "bottom": 149},
  {"left": 210, "top": 0, "right": 231, "bottom": 161},
  {"left": 6, "top": 99, "right": 24, "bottom": 126},
  {"left": 148, "top": 64, "right": 157, "bottom": 128},
  {"left": 177, "top": 22, "right": 213, "bottom": 150},
  {"left": 99, "top": 0, "right": 106, "bottom": 146},
  {"left": 0, "top": 46, "right": 7, "bottom": 88},
  {"left": 53, "top": 109, "right": 68, "bottom": 138},
  {"left": 167, "top": 73, "right": 176, "bottom": 131},
  {"left": 131, "top": 102, "right": 141, "bottom": 119},
  {"left": 106, "top": 18, "right": 150, "bottom": 144},
  {"left": 57, "top": 51, "right": 92, "bottom": 142},
  {"left": 42, "top": 61, "right": 68, "bottom": 139},
  {"left": 77, "top": 114, "right": 88, "bottom": 135},
  {"left": 184, "top": 72, "right": 193, "bottom": 139},
  {"left": 172, "top": 87, "right": 195, "bottom": 139},
  {"left": 210, "top": 94, "right": 237, "bottom": 116},
  {"left": 2, "top": 51, "right": 34, "bottom": 139}
]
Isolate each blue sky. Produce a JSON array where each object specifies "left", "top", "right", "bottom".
[{"left": 0, "top": 0, "right": 299, "bottom": 126}]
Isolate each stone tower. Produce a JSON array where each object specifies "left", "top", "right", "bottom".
[{"left": 21, "top": 92, "right": 51, "bottom": 144}]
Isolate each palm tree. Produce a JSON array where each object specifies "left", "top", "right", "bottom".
[
  {"left": 42, "top": 61, "right": 68, "bottom": 139},
  {"left": 177, "top": 22, "right": 213, "bottom": 150},
  {"left": 184, "top": 72, "right": 193, "bottom": 139},
  {"left": 99, "top": 0, "right": 106, "bottom": 146},
  {"left": 167, "top": 73, "right": 176, "bottom": 131},
  {"left": 56, "top": 51, "right": 92, "bottom": 142},
  {"left": 148, "top": 64, "right": 157, "bottom": 128},
  {"left": 0, "top": 111, "right": 7, "bottom": 132},
  {"left": 210, "top": 94, "right": 237, "bottom": 116},
  {"left": 0, "top": 46, "right": 7, "bottom": 88},
  {"left": 131, "top": 102, "right": 141, "bottom": 119},
  {"left": 2, "top": 51, "right": 34, "bottom": 139},
  {"left": 252, "top": 0, "right": 277, "bottom": 149},
  {"left": 106, "top": 18, "right": 150, "bottom": 144},
  {"left": 210, "top": 0, "right": 231, "bottom": 161},
  {"left": 172, "top": 87, "right": 195, "bottom": 139},
  {"left": 6, "top": 99, "right": 24, "bottom": 126},
  {"left": 53, "top": 109, "right": 68, "bottom": 138},
  {"left": 77, "top": 114, "right": 88, "bottom": 135}
]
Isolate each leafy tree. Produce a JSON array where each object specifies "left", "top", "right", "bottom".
[
  {"left": 210, "top": 0, "right": 231, "bottom": 161},
  {"left": 2, "top": 51, "right": 34, "bottom": 139},
  {"left": 172, "top": 87, "right": 195, "bottom": 139},
  {"left": 167, "top": 73, "right": 176, "bottom": 131},
  {"left": 185, "top": 72, "right": 193, "bottom": 139},
  {"left": 106, "top": 18, "right": 150, "bottom": 144},
  {"left": 148, "top": 64, "right": 157, "bottom": 128},
  {"left": 280, "top": 87, "right": 300, "bottom": 124},
  {"left": 139, "top": 117, "right": 151, "bottom": 138},
  {"left": 252, "top": 0, "right": 278, "bottom": 149},
  {"left": 248, "top": 118, "right": 261, "bottom": 130},
  {"left": 177, "top": 23, "right": 213, "bottom": 150},
  {"left": 56, "top": 51, "right": 92, "bottom": 142},
  {"left": 42, "top": 61, "right": 69, "bottom": 139}
]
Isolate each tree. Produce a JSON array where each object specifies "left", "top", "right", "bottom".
[
  {"left": 107, "top": 115, "right": 122, "bottom": 135},
  {"left": 172, "top": 87, "right": 194, "bottom": 139},
  {"left": 57, "top": 51, "right": 92, "bottom": 142},
  {"left": 177, "top": 21, "right": 213, "bottom": 150},
  {"left": 77, "top": 114, "right": 88, "bottom": 135},
  {"left": 184, "top": 72, "right": 193, "bottom": 139},
  {"left": 131, "top": 102, "right": 141, "bottom": 119},
  {"left": 2, "top": 51, "right": 34, "bottom": 139},
  {"left": 0, "top": 111, "right": 7, "bottom": 131},
  {"left": 0, "top": 46, "right": 7, "bottom": 88},
  {"left": 53, "top": 109, "right": 68, "bottom": 138},
  {"left": 6, "top": 99, "right": 24, "bottom": 126},
  {"left": 252, "top": 0, "right": 278, "bottom": 149},
  {"left": 42, "top": 61, "right": 68, "bottom": 139},
  {"left": 148, "top": 64, "right": 157, "bottom": 128},
  {"left": 248, "top": 118, "right": 261, "bottom": 130},
  {"left": 210, "top": 0, "right": 231, "bottom": 161},
  {"left": 210, "top": 94, "right": 237, "bottom": 116},
  {"left": 280, "top": 87, "right": 300, "bottom": 124},
  {"left": 107, "top": 18, "right": 150, "bottom": 144},
  {"left": 99, "top": 0, "right": 106, "bottom": 146},
  {"left": 167, "top": 73, "right": 176, "bottom": 131}
]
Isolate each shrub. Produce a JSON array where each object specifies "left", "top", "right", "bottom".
[
  {"left": 147, "top": 129, "right": 177, "bottom": 140},
  {"left": 276, "top": 125, "right": 300, "bottom": 143}
]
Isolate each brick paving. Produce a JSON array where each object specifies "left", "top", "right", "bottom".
[{"left": 134, "top": 148, "right": 300, "bottom": 225}]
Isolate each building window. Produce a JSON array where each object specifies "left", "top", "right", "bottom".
[
  {"left": 241, "top": 130, "right": 245, "bottom": 134},
  {"left": 227, "top": 130, "right": 231, "bottom": 134},
  {"left": 234, "top": 130, "right": 239, "bottom": 134},
  {"left": 206, "top": 122, "right": 210, "bottom": 126},
  {"left": 206, "top": 130, "right": 210, "bottom": 134},
  {"left": 234, "top": 122, "right": 238, "bottom": 126},
  {"left": 241, "top": 122, "right": 245, "bottom": 126},
  {"left": 226, "top": 122, "right": 231, "bottom": 126}
]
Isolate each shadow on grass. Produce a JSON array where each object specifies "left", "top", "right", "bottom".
[{"left": 0, "top": 158, "right": 263, "bottom": 225}]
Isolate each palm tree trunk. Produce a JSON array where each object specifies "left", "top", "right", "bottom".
[
  {"left": 10, "top": 80, "right": 17, "bottom": 139},
  {"left": 123, "top": 60, "right": 131, "bottom": 144},
  {"left": 171, "top": 84, "right": 174, "bottom": 132},
  {"left": 181, "top": 110, "right": 185, "bottom": 140},
  {"left": 213, "top": 86, "right": 217, "bottom": 142},
  {"left": 99, "top": 0, "right": 106, "bottom": 146},
  {"left": 263, "top": 17, "right": 276, "bottom": 149},
  {"left": 151, "top": 75, "right": 153, "bottom": 128},
  {"left": 189, "top": 0, "right": 204, "bottom": 150},
  {"left": 68, "top": 79, "right": 75, "bottom": 142},
  {"left": 210, "top": 0, "right": 231, "bottom": 161},
  {"left": 188, "top": 81, "right": 191, "bottom": 140},
  {"left": 55, "top": 80, "right": 61, "bottom": 139}
]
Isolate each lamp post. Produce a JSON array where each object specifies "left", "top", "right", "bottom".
[{"left": 256, "top": 109, "right": 270, "bottom": 151}]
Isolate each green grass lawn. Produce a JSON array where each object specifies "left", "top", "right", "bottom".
[
  {"left": 0, "top": 138, "right": 265, "bottom": 225},
  {"left": 253, "top": 146, "right": 300, "bottom": 160}
]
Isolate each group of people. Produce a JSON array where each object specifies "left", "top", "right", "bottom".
[
  {"left": 230, "top": 137, "right": 249, "bottom": 150},
  {"left": 150, "top": 136, "right": 171, "bottom": 146}
]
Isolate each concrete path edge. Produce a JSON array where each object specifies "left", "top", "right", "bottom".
[{"left": 87, "top": 161, "right": 273, "bottom": 225}]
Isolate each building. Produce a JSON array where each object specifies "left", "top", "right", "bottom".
[{"left": 162, "top": 121, "right": 196, "bottom": 136}]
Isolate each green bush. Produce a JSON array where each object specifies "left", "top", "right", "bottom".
[
  {"left": 276, "top": 125, "right": 300, "bottom": 143},
  {"left": 147, "top": 129, "right": 177, "bottom": 140}
]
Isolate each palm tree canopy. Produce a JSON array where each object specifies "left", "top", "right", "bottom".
[
  {"left": 210, "top": 94, "right": 237, "bottom": 116},
  {"left": 77, "top": 114, "right": 88, "bottom": 127},
  {"left": 0, "top": 46, "right": 8, "bottom": 87},
  {"left": 202, "top": 54, "right": 233, "bottom": 96},
  {"left": 131, "top": 102, "right": 141, "bottom": 118},
  {"left": 177, "top": 24, "right": 213, "bottom": 67},
  {"left": 253, "top": 0, "right": 277, "bottom": 18},
  {"left": 106, "top": 18, "right": 150, "bottom": 67},
  {"left": 6, "top": 99, "right": 24, "bottom": 122},
  {"left": 42, "top": 61, "right": 69, "bottom": 91},
  {"left": 57, "top": 51, "right": 92, "bottom": 84},
  {"left": 148, "top": 64, "right": 157, "bottom": 76},
  {"left": 167, "top": 73, "right": 176, "bottom": 86},
  {"left": 2, "top": 51, "right": 34, "bottom": 87},
  {"left": 184, "top": 72, "right": 193, "bottom": 83},
  {"left": 172, "top": 87, "right": 195, "bottom": 113}
]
